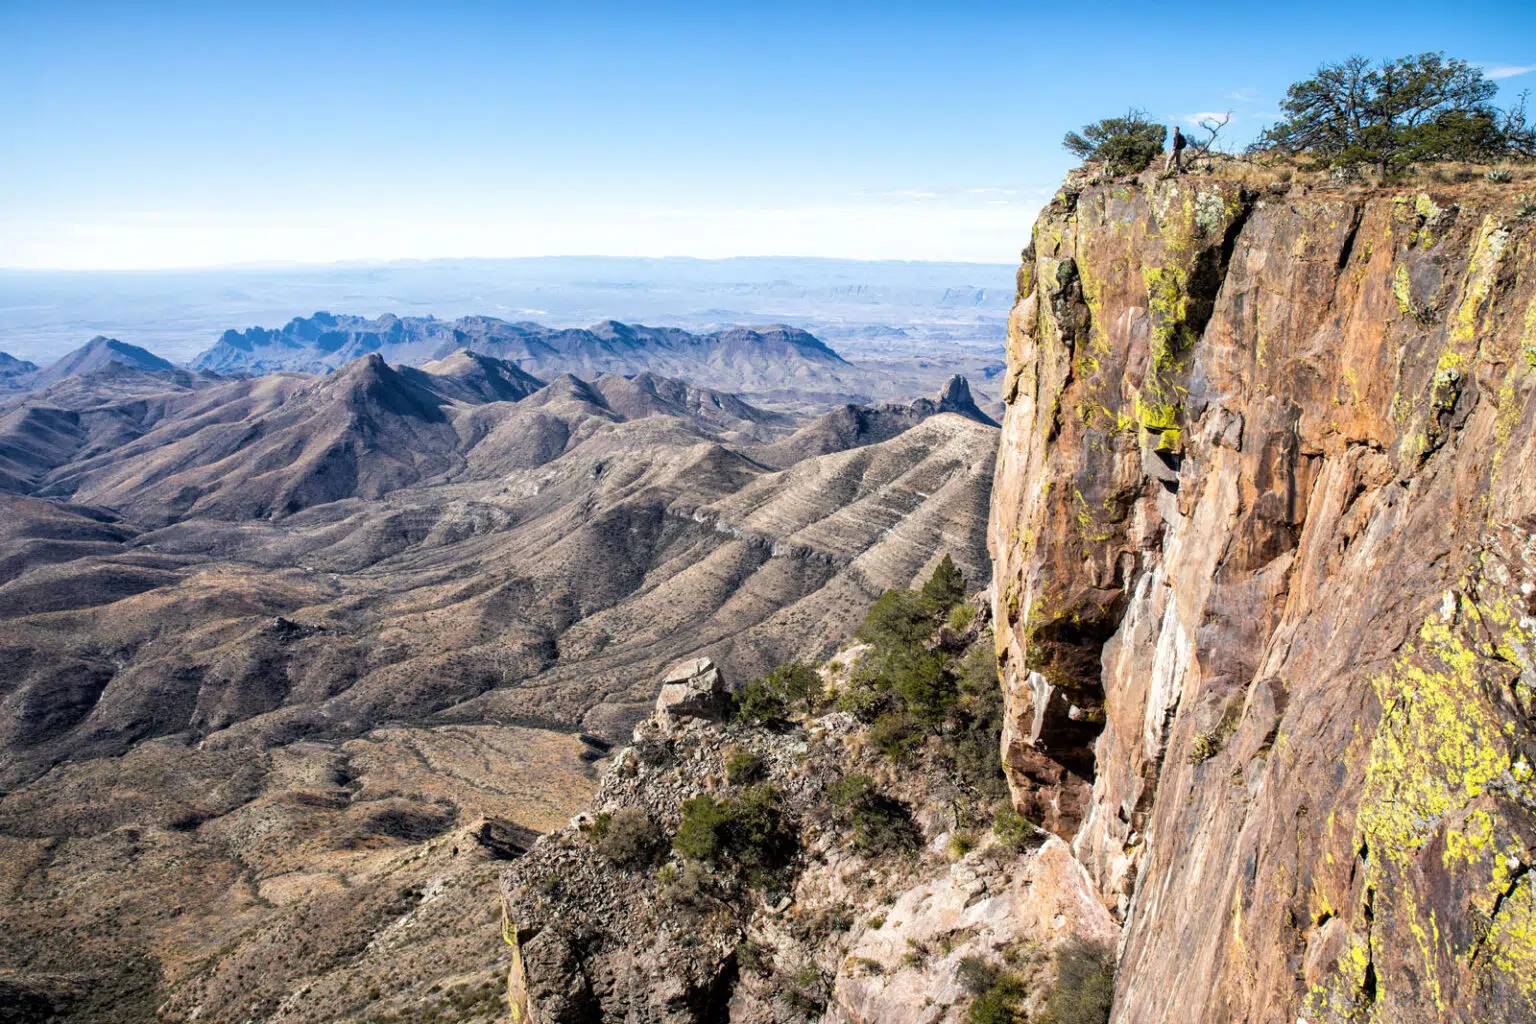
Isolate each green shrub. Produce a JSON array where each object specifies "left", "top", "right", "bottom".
[
  {"left": 849, "top": 641, "right": 953, "bottom": 729},
  {"left": 957, "top": 954, "right": 1002, "bottom": 996},
  {"left": 1040, "top": 939, "right": 1116, "bottom": 1024},
  {"left": 1062, "top": 109, "right": 1166, "bottom": 176},
  {"left": 947, "top": 601, "right": 978, "bottom": 633},
  {"left": 993, "top": 805, "right": 1038, "bottom": 854},
  {"left": 728, "top": 784, "right": 797, "bottom": 875},
  {"left": 869, "top": 710, "right": 923, "bottom": 761},
  {"left": 829, "top": 773, "right": 919, "bottom": 854},
  {"left": 591, "top": 807, "right": 661, "bottom": 866},
  {"left": 673, "top": 785, "right": 796, "bottom": 881},
  {"left": 734, "top": 662, "right": 823, "bottom": 728},
  {"left": 856, "top": 588, "right": 936, "bottom": 649},
  {"left": 782, "top": 963, "right": 826, "bottom": 1014},
  {"left": 835, "top": 675, "right": 890, "bottom": 720},
  {"left": 921, "top": 553, "right": 967, "bottom": 611},
  {"left": 725, "top": 745, "right": 767, "bottom": 785},
  {"left": 952, "top": 642, "right": 1009, "bottom": 801},
  {"left": 657, "top": 858, "right": 715, "bottom": 915},
  {"left": 889, "top": 645, "right": 956, "bottom": 728},
  {"left": 827, "top": 772, "right": 877, "bottom": 808},
  {"left": 858, "top": 557, "right": 969, "bottom": 649},
  {"left": 737, "top": 938, "right": 772, "bottom": 976},
  {"left": 844, "top": 558, "right": 973, "bottom": 727},
  {"left": 674, "top": 796, "right": 731, "bottom": 862},
  {"left": 967, "top": 969, "right": 1028, "bottom": 1024}
]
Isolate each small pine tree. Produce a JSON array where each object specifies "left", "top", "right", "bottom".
[
  {"left": 920, "top": 554, "right": 967, "bottom": 611},
  {"left": 733, "top": 662, "right": 823, "bottom": 728},
  {"left": 856, "top": 588, "right": 936, "bottom": 648}
]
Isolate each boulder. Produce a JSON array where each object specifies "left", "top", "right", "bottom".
[{"left": 652, "top": 657, "right": 729, "bottom": 730}]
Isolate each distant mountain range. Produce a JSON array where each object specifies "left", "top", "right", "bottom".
[
  {"left": 0, "top": 314, "right": 1006, "bottom": 417},
  {"left": 192, "top": 312, "right": 849, "bottom": 384},
  {"left": 0, "top": 256, "right": 1012, "bottom": 365}
]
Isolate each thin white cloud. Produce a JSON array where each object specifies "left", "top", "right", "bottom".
[
  {"left": 1182, "top": 111, "right": 1237, "bottom": 127},
  {"left": 1484, "top": 63, "right": 1536, "bottom": 80}
]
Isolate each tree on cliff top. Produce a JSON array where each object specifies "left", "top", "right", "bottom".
[
  {"left": 1062, "top": 110, "right": 1167, "bottom": 176},
  {"left": 1260, "top": 52, "right": 1522, "bottom": 171}
]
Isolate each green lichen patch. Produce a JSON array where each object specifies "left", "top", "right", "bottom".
[
  {"left": 1133, "top": 392, "right": 1183, "bottom": 451},
  {"left": 1071, "top": 487, "right": 1115, "bottom": 544},
  {"left": 1143, "top": 265, "right": 1193, "bottom": 363},
  {"left": 1357, "top": 608, "right": 1512, "bottom": 864}
]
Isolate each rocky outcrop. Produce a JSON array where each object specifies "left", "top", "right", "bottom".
[
  {"left": 827, "top": 836, "right": 1115, "bottom": 1024},
  {"left": 476, "top": 816, "right": 542, "bottom": 859},
  {"left": 989, "top": 170, "right": 1536, "bottom": 1022},
  {"left": 502, "top": 632, "right": 1115, "bottom": 1024},
  {"left": 653, "top": 657, "right": 731, "bottom": 731},
  {"left": 930, "top": 374, "right": 1000, "bottom": 427}
]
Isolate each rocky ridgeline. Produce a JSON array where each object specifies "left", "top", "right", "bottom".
[{"left": 501, "top": 627, "right": 1115, "bottom": 1024}]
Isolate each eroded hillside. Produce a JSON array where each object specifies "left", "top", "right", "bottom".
[
  {"left": 0, "top": 357, "right": 998, "bottom": 1021},
  {"left": 990, "top": 171, "right": 1536, "bottom": 1022}
]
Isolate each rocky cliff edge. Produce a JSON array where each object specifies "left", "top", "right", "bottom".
[{"left": 989, "top": 168, "right": 1536, "bottom": 1022}]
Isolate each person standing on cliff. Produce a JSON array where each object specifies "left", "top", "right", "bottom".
[{"left": 1163, "top": 126, "right": 1186, "bottom": 173}]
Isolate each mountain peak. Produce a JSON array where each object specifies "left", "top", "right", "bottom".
[
  {"left": 412, "top": 349, "right": 546, "bottom": 403},
  {"left": 32, "top": 336, "right": 175, "bottom": 388},
  {"left": 0, "top": 352, "right": 39, "bottom": 379},
  {"left": 934, "top": 374, "right": 998, "bottom": 426}
]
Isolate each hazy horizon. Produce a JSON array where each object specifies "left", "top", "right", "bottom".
[{"left": 0, "top": 254, "right": 1017, "bottom": 364}]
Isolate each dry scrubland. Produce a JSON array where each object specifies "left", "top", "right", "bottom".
[{"left": 0, "top": 350, "right": 998, "bottom": 1021}]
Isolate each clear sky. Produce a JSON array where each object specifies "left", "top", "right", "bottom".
[{"left": 3, "top": 0, "right": 1533, "bottom": 269}]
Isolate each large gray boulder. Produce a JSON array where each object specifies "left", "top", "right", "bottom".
[{"left": 652, "top": 657, "right": 729, "bottom": 730}]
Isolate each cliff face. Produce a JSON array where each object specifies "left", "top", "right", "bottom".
[{"left": 989, "top": 172, "right": 1536, "bottom": 1023}]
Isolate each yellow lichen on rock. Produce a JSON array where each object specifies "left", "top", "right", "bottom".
[{"left": 1347, "top": 587, "right": 1536, "bottom": 1016}]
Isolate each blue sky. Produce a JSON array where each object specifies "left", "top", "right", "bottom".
[{"left": 2, "top": 0, "right": 1533, "bottom": 268}]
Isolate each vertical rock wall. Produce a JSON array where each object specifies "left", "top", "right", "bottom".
[{"left": 989, "top": 171, "right": 1536, "bottom": 1023}]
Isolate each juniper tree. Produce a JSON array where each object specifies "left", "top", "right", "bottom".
[
  {"left": 1062, "top": 109, "right": 1167, "bottom": 176},
  {"left": 1261, "top": 52, "right": 1508, "bottom": 173}
]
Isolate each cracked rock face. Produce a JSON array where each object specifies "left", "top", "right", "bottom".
[{"left": 989, "top": 171, "right": 1536, "bottom": 1022}]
